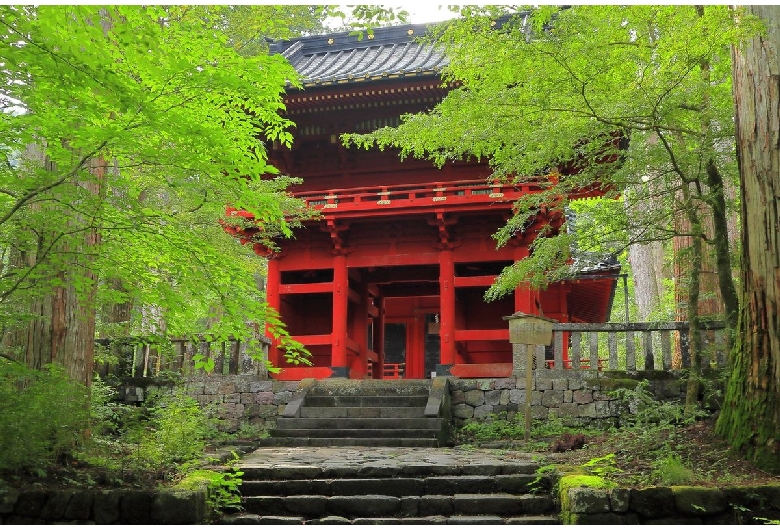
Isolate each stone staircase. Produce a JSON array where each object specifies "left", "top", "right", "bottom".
[
  {"left": 220, "top": 450, "right": 559, "bottom": 524},
  {"left": 260, "top": 378, "right": 451, "bottom": 448}
]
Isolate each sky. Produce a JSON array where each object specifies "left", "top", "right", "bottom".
[{"left": 393, "top": 4, "right": 459, "bottom": 24}]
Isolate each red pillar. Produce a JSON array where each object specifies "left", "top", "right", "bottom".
[
  {"left": 513, "top": 245, "right": 536, "bottom": 314},
  {"left": 265, "top": 257, "right": 282, "bottom": 370},
  {"left": 331, "top": 254, "right": 349, "bottom": 377},
  {"left": 373, "top": 295, "right": 385, "bottom": 379},
  {"left": 438, "top": 248, "right": 456, "bottom": 373},
  {"left": 352, "top": 280, "right": 369, "bottom": 378}
]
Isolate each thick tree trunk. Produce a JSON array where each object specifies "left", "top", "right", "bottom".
[
  {"left": 627, "top": 240, "right": 665, "bottom": 320},
  {"left": 715, "top": 4, "right": 780, "bottom": 473},
  {"left": 6, "top": 151, "right": 104, "bottom": 387}
]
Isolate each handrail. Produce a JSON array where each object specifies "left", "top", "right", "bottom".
[
  {"left": 292, "top": 178, "right": 545, "bottom": 209},
  {"left": 94, "top": 321, "right": 728, "bottom": 379},
  {"left": 541, "top": 321, "right": 727, "bottom": 371}
]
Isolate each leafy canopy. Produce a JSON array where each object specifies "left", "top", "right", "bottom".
[
  {"left": 344, "top": 5, "right": 760, "bottom": 301},
  {"left": 0, "top": 5, "right": 312, "bottom": 359}
]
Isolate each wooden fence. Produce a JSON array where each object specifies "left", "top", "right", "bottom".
[
  {"left": 94, "top": 336, "right": 271, "bottom": 379},
  {"left": 94, "top": 321, "right": 727, "bottom": 380},
  {"left": 543, "top": 321, "right": 728, "bottom": 371}
]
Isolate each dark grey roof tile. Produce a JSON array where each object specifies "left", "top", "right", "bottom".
[{"left": 270, "top": 22, "right": 448, "bottom": 86}]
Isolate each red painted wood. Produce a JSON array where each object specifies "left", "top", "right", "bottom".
[
  {"left": 373, "top": 296, "right": 385, "bottom": 379},
  {"left": 351, "top": 281, "right": 369, "bottom": 377},
  {"left": 266, "top": 258, "right": 281, "bottom": 369},
  {"left": 253, "top": 73, "right": 618, "bottom": 380},
  {"left": 291, "top": 334, "right": 333, "bottom": 346},
  {"left": 454, "top": 329, "right": 510, "bottom": 341},
  {"left": 439, "top": 249, "right": 456, "bottom": 366},
  {"left": 275, "top": 366, "right": 335, "bottom": 380},
  {"left": 332, "top": 254, "right": 348, "bottom": 369},
  {"left": 454, "top": 275, "right": 497, "bottom": 288},
  {"left": 280, "top": 282, "right": 334, "bottom": 294},
  {"left": 513, "top": 246, "right": 537, "bottom": 315}
]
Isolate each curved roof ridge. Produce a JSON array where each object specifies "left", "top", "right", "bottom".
[{"left": 271, "top": 22, "right": 448, "bottom": 85}]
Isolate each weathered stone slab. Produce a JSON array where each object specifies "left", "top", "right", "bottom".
[
  {"left": 567, "top": 487, "right": 610, "bottom": 514},
  {"left": 630, "top": 487, "right": 675, "bottom": 518},
  {"left": 672, "top": 486, "right": 727, "bottom": 515}
]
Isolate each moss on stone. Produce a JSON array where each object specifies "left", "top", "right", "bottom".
[{"left": 559, "top": 474, "right": 613, "bottom": 524}]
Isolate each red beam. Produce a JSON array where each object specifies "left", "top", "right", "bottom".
[
  {"left": 274, "top": 366, "right": 335, "bottom": 380},
  {"left": 454, "top": 329, "right": 510, "bottom": 342},
  {"left": 454, "top": 275, "right": 496, "bottom": 288},
  {"left": 292, "top": 334, "right": 333, "bottom": 346},
  {"left": 280, "top": 282, "right": 334, "bottom": 294}
]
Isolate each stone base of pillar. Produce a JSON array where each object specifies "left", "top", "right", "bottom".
[{"left": 329, "top": 366, "right": 350, "bottom": 378}]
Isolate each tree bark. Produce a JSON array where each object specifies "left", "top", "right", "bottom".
[
  {"left": 5, "top": 150, "right": 104, "bottom": 387},
  {"left": 715, "top": 4, "right": 780, "bottom": 473},
  {"left": 627, "top": 240, "right": 665, "bottom": 320}
]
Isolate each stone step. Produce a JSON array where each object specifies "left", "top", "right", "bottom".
[
  {"left": 238, "top": 460, "right": 543, "bottom": 480},
  {"left": 299, "top": 405, "right": 425, "bottom": 419},
  {"left": 240, "top": 493, "right": 556, "bottom": 519},
  {"left": 252, "top": 436, "right": 442, "bottom": 448},
  {"left": 269, "top": 428, "right": 443, "bottom": 439},
  {"left": 275, "top": 417, "right": 445, "bottom": 430},
  {"left": 308, "top": 379, "right": 432, "bottom": 397},
  {"left": 303, "top": 395, "right": 429, "bottom": 408},
  {"left": 239, "top": 474, "right": 547, "bottom": 497},
  {"left": 220, "top": 513, "right": 560, "bottom": 525}
]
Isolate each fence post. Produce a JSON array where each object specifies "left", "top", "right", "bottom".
[{"left": 505, "top": 312, "right": 556, "bottom": 442}]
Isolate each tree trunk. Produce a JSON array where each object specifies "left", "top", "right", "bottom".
[
  {"left": 715, "top": 4, "right": 780, "bottom": 473},
  {"left": 625, "top": 179, "right": 667, "bottom": 321},
  {"left": 627, "top": 240, "right": 665, "bottom": 320},
  {"left": 6, "top": 151, "right": 105, "bottom": 387}
]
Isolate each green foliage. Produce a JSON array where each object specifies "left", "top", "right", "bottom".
[
  {"left": 0, "top": 359, "right": 90, "bottom": 475},
  {"left": 610, "top": 380, "right": 704, "bottom": 430},
  {"left": 81, "top": 384, "right": 224, "bottom": 483},
  {"left": 582, "top": 453, "right": 622, "bottom": 482},
  {"left": 344, "top": 5, "right": 760, "bottom": 315},
  {"left": 179, "top": 465, "right": 244, "bottom": 517},
  {"left": 652, "top": 454, "right": 695, "bottom": 485},
  {"left": 456, "top": 410, "right": 597, "bottom": 447},
  {"left": 0, "top": 5, "right": 315, "bottom": 374}
]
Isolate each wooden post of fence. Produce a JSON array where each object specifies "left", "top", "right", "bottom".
[{"left": 504, "top": 312, "right": 556, "bottom": 442}]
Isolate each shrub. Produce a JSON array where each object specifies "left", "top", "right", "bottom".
[
  {"left": 0, "top": 359, "right": 90, "bottom": 475},
  {"left": 119, "top": 388, "right": 217, "bottom": 474}
]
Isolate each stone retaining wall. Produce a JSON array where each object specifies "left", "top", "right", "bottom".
[
  {"left": 561, "top": 481, "right": 780, "bottom": 524},
  {"left": 120, "top": 370, "right": 721, "bottom": 433},
  {"left": 122, "top": 375, "right": 300, "bottom": 433},
  {"left": 0, "top": 488, "right": 206, "bottom": 525},
  {"left": 448, "top": 370, "right": 718, "bottom": 428}
]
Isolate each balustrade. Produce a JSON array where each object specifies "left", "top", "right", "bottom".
[
  {"left": 93, "top": 321, "right": 726, "bottom": 380},
  {"left": 542, "top": 321, "right": 727, "bottom": 371}
]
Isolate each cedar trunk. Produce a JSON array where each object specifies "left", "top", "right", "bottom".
[
  {"left": 11, "top": 153, "right": 105, "bottom": 387},
  {"left": 715, "top": 5, "right": 780, "bottom": 473}
]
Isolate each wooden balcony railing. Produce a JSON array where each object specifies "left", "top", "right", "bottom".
[
  {"left": 367, "top": 362, "right": 405, "bottom": 379},
  {"left": 292, "top": 178, "right": 547, "bottom": 216}
]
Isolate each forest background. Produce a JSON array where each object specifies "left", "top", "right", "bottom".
[{"left": 0, "top": 4, "right": 777, "bottom": 480}]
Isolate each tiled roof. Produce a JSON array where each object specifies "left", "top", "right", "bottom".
[{"left": 269, "top": 23, "right": 448, "bottom": 87}]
